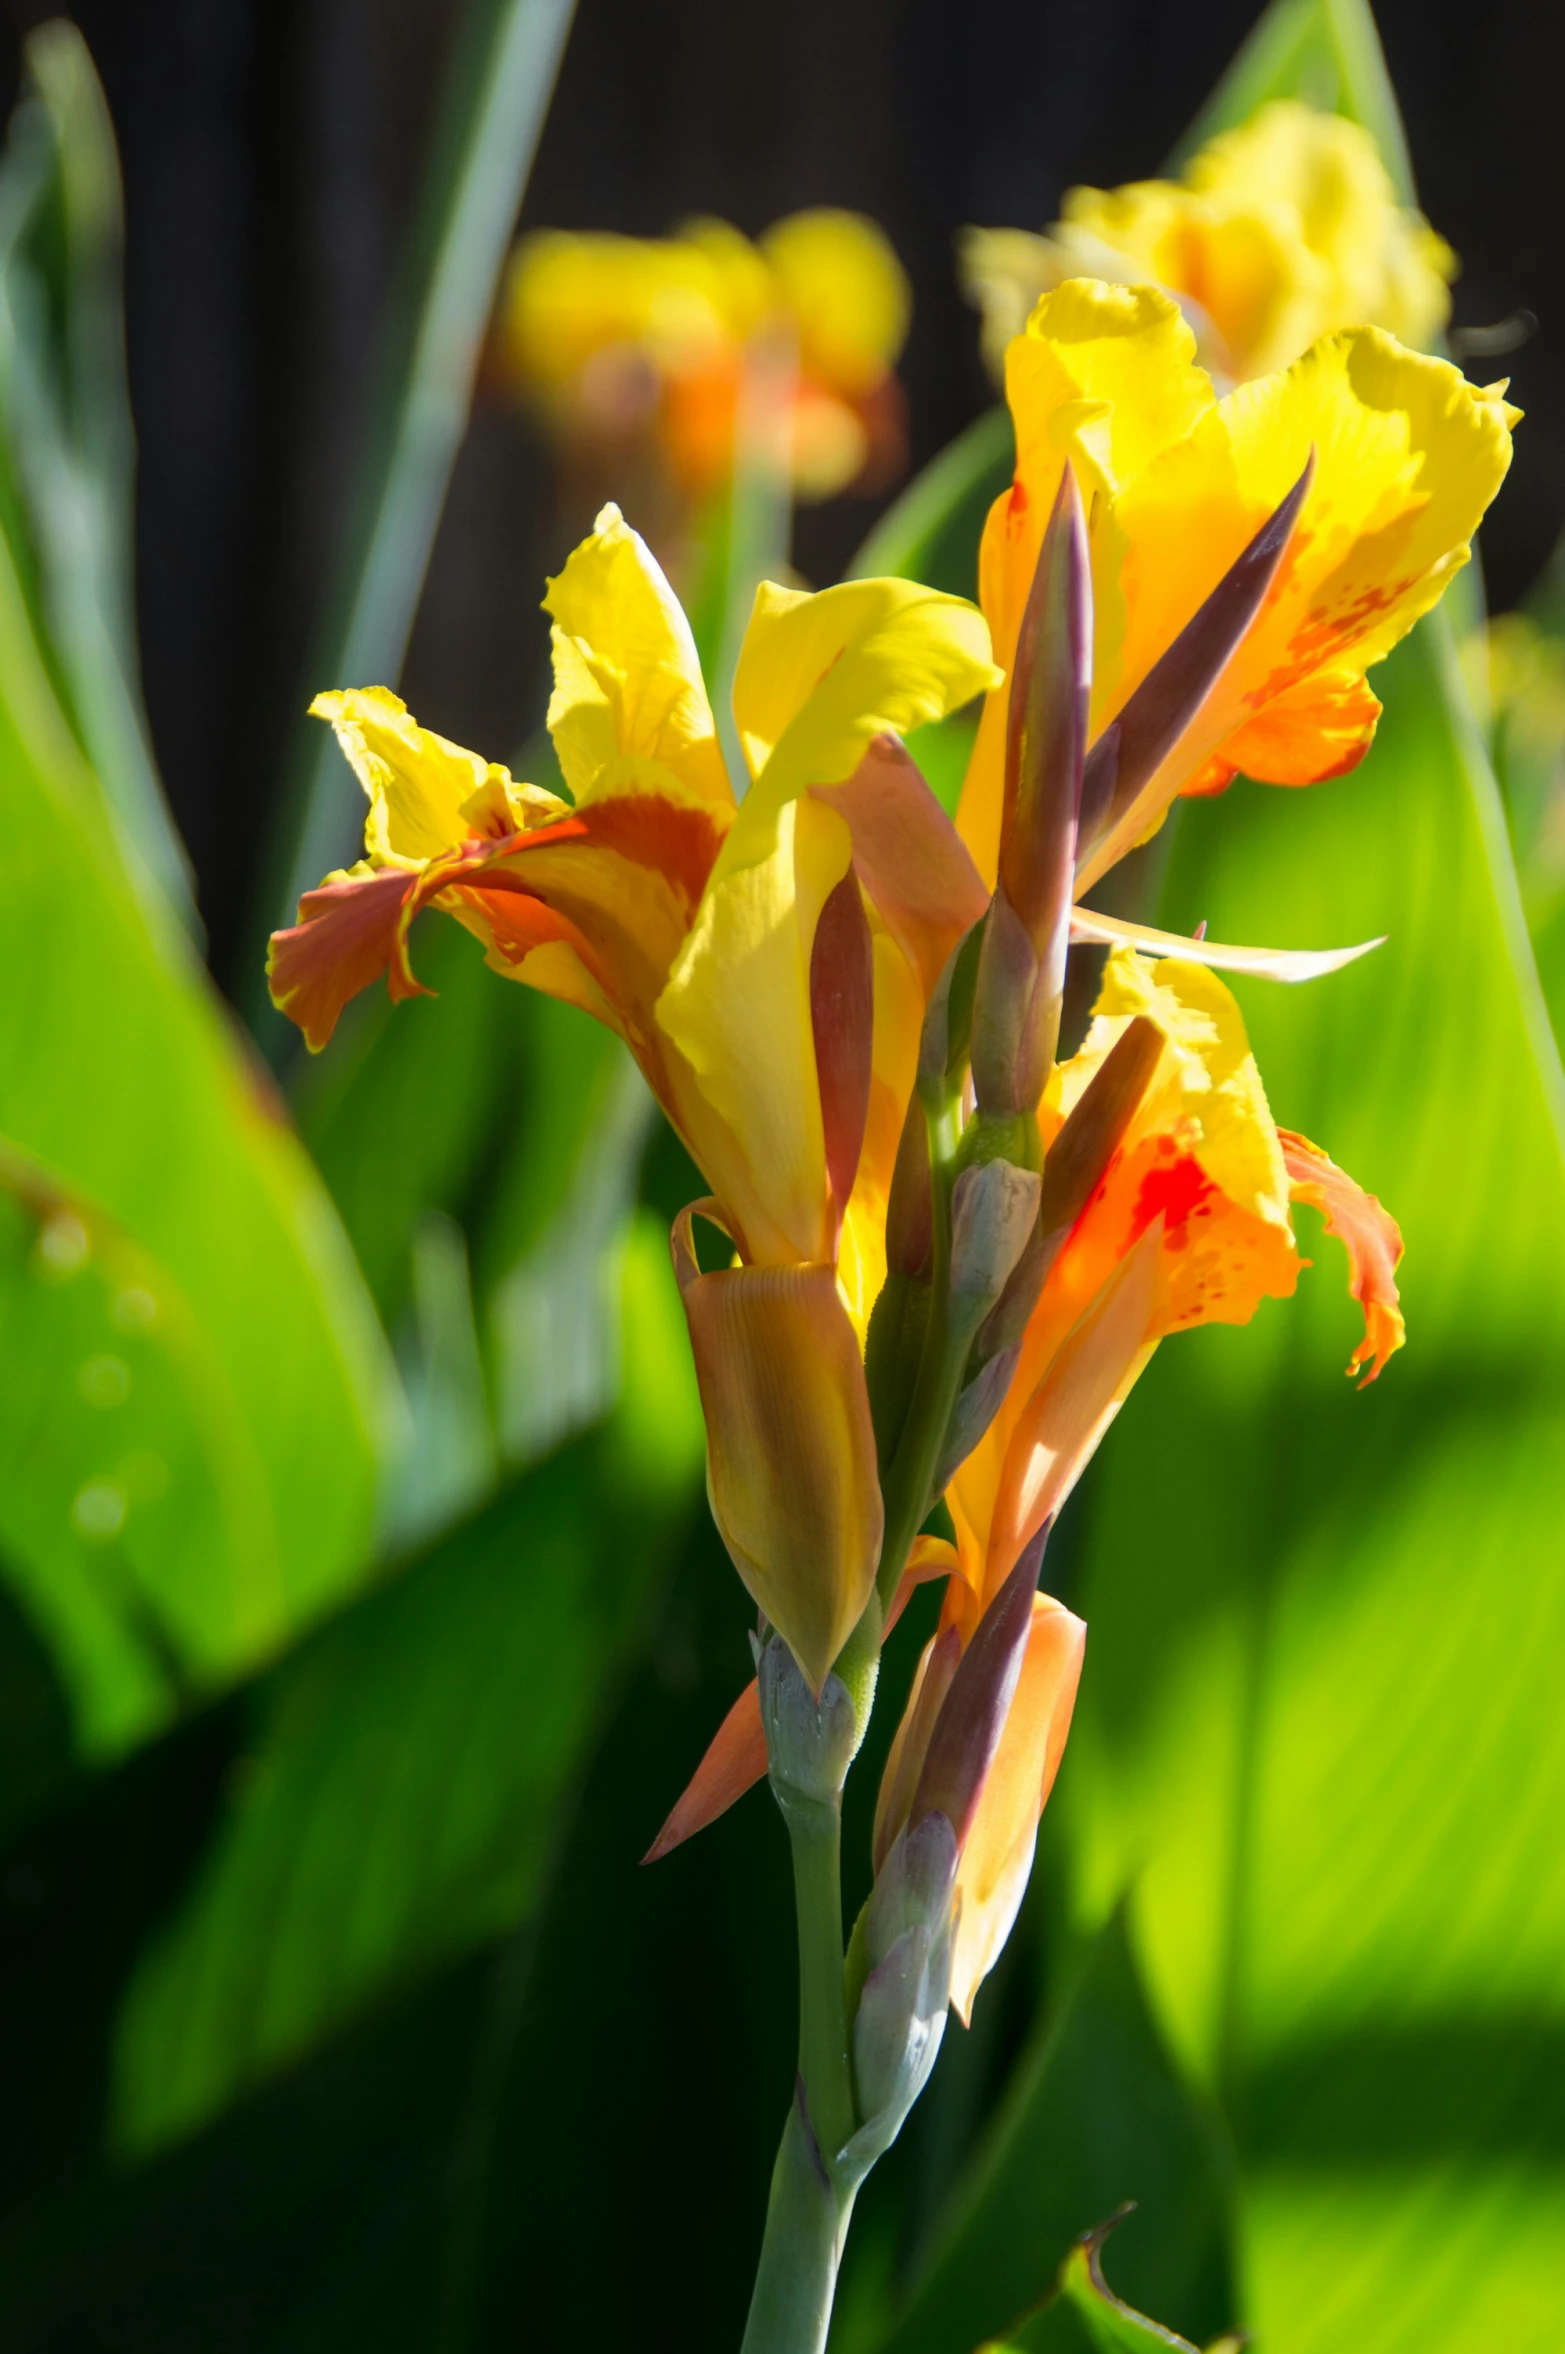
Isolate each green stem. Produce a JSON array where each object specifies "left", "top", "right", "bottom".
[
  {"left": 743, "top": 1785, "right": 857, "bottom": 2352},
  {"left": 740, "top": 2095, "right": 856, "bottom": 2354}
]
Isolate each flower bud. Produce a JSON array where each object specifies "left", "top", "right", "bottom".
[
  {"left": 758, "top": 1633, "right": 860, "bottom": 1817},
  {"left": 970, "top": 463, "right": 1090, "bottom": 1119},
  {"left": 840, "top": 1811, "right": 958, "bottom": 2179}
]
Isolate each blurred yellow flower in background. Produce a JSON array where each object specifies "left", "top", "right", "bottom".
[
  {"left": 961, "top": 100, "right": 1455, "bottom": 386},
  {"left": 496, "top": 207, "right": 911, "bottom": 501}
]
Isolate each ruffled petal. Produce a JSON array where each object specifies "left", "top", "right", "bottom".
[
  {"left": 267, "top": 863, "right": 427, "bottom": 1052},
  {"left": 1281, "top": 1128, "right": 1406, "bottom": 1383},
  {"left": 543, "top": 504, "right": 733, "bottom": 811},
  {"left": 311, "top": 687, "right": 503, "bottom": 864}
]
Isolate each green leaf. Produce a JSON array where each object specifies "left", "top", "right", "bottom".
[
  {"left": 0, "top": 25, "right": 196, "bottom": 929},
  {"left": 985, "top": 2222, "right": 1208, "bottom": 2352},
  {"left": 0, "top": 483, "right": 394, "bottom": 1777},
  {"left": 109, "top": 1212, "right": 703, "bottom": 2153},
  {"left": 1166, "top": 0, "right": 1413, "bottom": 200},
  {"left": 0, "top": 1142, "right": 274, "bottom": 1786},
  {"left": 1063, "top": 615, "right": 1565, "bottom": 2349},
  {"left": 875, "top": 1914, "right": 1235, "bottom": 2354},
  {"left": 253, "top": 0, "right": 577, "bottom": 1016}
]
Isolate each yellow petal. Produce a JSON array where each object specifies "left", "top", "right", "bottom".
[
  {"left": 731, "top": 573, "right": 998, "bottom": 826},
  {"left": 657, "top": 794, "right": 849, "bottom": 1267},
  {"left": 836, "top": 925, "right": 923, "bottom": 1339},
  {"left": 947, "top": 1593, "right": 1085, "bottom": 2022},
  {"left": 311, "top": 686, "right": 498, "bottom": 865},
  {"left": 543, "top": 504, "right": 733, "bottom": 812},
  {"left": 672, "top": 1209, "right": 883, "bottom": 1693},
  {"left": 760, "top": 208, "right": 911, "bottom": 394},
  {"left": 1077, "top": 328, "right": 1516, "bottom": 888}
]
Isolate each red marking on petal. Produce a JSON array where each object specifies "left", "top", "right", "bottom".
[
  {"left": 642, "top": 1678, "right": 767, "bottom": 1863},
  {"left": 1281, "top": 1128, "right": 1406, "bottom": 1383},
  {"left": 1132, "top": 1154, "right": 1214, "bottom": 1240}
]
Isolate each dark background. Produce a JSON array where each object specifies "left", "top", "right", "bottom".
[{"left": 0, "top": 0, "right": 1558, "bottom": 987}]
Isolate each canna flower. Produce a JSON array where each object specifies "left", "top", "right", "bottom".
[
  {"left": 496, "top": 209, "right": 911, "bottom": 502},
  {"left": 269, "top": 504, "right": 997, "bottom": 1689},
  {"left": 959, "top": 277, "right": 1517, "bottom": 906},
  {"left": 885, "top": 943, "right": 1402, "bottom": 2017},
  {"left": 961, "top": 101, "right": 1455, "bottom": 387}
]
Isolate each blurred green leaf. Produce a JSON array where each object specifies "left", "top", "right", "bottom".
[
  {"left": 875, "top": 1915, "right": 1234, "bottom": 2354},
  {"left": 0, "top": 471, "right": 394, "bottom": 1778},
  {"left": 110, "top": 1212, "right": 703, "bottom": 2153},
  {"left": 0, "top": 23, "right": 195, "bottom": 930},
  {"left": 1167, "top": 0, "right": 1412, "bottom": 199},
  {"left": 1063, "top": 617, "right": 1565, "bottom": 2350},
  {"left": 255, "top": 0, "right": 577, "bottom": 1016},
  {"left": 0, "top": 1142, "right": 273, "bottom": 1779},
  {"left": 850, "top": 406, "right": 1012, "bottom": 599}
]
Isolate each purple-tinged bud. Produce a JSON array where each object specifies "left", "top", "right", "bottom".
[
  {"left": 909, "top": 1521, "right": 1050, "bottom": 1849},
  {"left": 971, "top": 464, "right": 1091, "bottom": 1119},
  {"left": 810, "top": 864, "right": 874, "bottom": 1249},
  {"left": 1078, "top": 451, "right": 1315, "bottom": 864},
  {"left": 949, "top": 1158, "right": 1041, "bottom": 1314}
]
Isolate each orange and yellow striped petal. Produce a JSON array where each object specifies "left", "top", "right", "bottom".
[{"left": 1281, "top": 1128, "right": 1406, "bottom": 1382}]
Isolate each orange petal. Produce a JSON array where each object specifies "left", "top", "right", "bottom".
[
  {"left": 1280, "top": 1128, "right": 1406, "bottom": 1383},
  {"left": 884, "top": 1532, "right": 960, "bottom": 1639},
  {"left": 947, "top": 1593, "right": 1085, "bottom": 2022},
  {"left": 267, "top": 865, "right": 428, "bottom": 1052},
  {"left": 986, "top": 1221, "right": 1164, "bottom": 1587},
  {"left": 642, "top": 1678, "right": 767, "bottom": 1863},
  {"left": 1200, "top": 668, "right": 1382, "bottom": 791},
  {"left": 671, "top": 1207, "right": 884, "bottom": 1694},
  {"left": 811, "top": 735, "right": 991, "bottom": 1000}
]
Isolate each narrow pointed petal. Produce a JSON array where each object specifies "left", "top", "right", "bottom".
[
  {"left": 810, "top": 867, "right": 875, "bottom": 1237},
  {"left": 988, "top": 1220, "right": 1164, "bottom": 1578},
  {"left": 810, "top": 735, "right": 990, "bottom": 1001},
  {"left": 672, "top": 1207, "right": 884, "bottom": 1693},
  {"left": 642, "top": 1678, "right": 767, "bottom": 1863},
  {"left": 872, "top": 1623, "right": 962, "bottom": 1872},
  {"left": 1280, "top": 1129, "right": 1406, "bottom": 1383},
  {"left": 910, "top": 1522, "right": 1050, "bottom": 1850},
  {"left": 1070, "top": 906, "right": 1383, "bottom": 981},
  {"left": 1076, "top": 452, "right": 1314, "bottom": 871}
]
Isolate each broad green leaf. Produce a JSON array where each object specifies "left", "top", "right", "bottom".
[
  {"left": 1167, "top": 0, "right": 1413, "bottom": 199},
  {"left": 253, "top": 0, "right": 577, "bottom": 1016},
  {"left": 876, "top": 1915, "right": 1235, "bottom": 2354},
  {"left": 983, "top": 2226, "right": 1209, "bottom": 2352},
  {"left": 0, "top": 25, "right": 195, "bottom": 928},
  {"left": 0, "top": 491, "right": 393, "bottom": 1772},
  {"left": 110, "top": 1213, "right": 703, "bottom": 2152},
  {"left": 1064, "top": 616, "right": 1565, "bottom": 2351},
  {"left": 0, "top": 1143, "right": 272, "bottom": 1777}
]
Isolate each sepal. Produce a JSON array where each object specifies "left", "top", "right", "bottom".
[{"left": 759, "top": 1634, "right": 861, "bottom": 1816}]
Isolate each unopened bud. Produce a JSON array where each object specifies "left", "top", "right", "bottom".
[
  {"left": 759, "top": 1636, "right": 859, "bottom": 1821},
  {"left": 918, "top": 922, "right": 983, "bottom": 1098},
  {"left": 840, "top": 1812, "right": 958, "bottom": 2181},
  {"left": 970, "top": 464, "right": 1090, "bottom": 1119},
  {"left": 911, "top": 1523, "right": 1049, "bottom": 1848},
  {"left": 949, "top": 1158, "right": 1041, "bottom": 1313}
]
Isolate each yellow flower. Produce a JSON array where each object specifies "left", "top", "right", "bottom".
[
  {"left": 270, "top": 504, "right": 997, "bottom": 1686},
  {"left": 496, "top": 210, "right": 911, "bottom": 500},
  {"left": 959, "top": 279, "right": 1517, "bottom": 897},
  {"left": 877, "top": 946, "right": 1402, "bottom": 2016},
  {"left": 962, "top": 100, "right": 1456, "bottom": 386}
]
